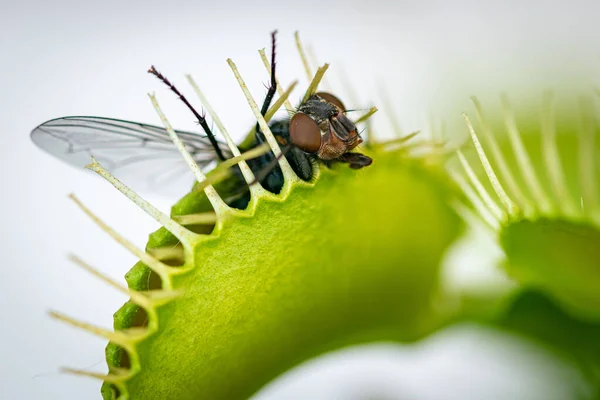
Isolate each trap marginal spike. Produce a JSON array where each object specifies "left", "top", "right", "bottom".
[
  {"left": 404, "top": 142, "right": 450, "bottom": 162},
  {"left": 462, "top": 113, "right": 519, "bottom": 216},
  {"left": 147, "top": 246, "right": 183, "bottom": 262},
  {"left": 68, "top": 254, "right": 153, "bottom": 310},
  {"left": 364, "top": 120, "right": 376, "bottom": 149},
  {"left": 61, "top": 367, "right": 130, "bottom": 385},
  {"left": 258, "top": 48, "right": 295, "bottom": 113},
  {"left": 173, "top": 212, "right": 219, "bottom": 225},
  {"left": 149, "top": 93, "right": 232, "bottom": 219},
  {"left": 302, "top": 64, "right": 330, "bottom": 104},
  {"left": 49, "top": 311, "right": 140, "bottom": 350},
  {"left": 438, "top": 118, "right": 449, "bottom": 144},
  {"left": 500, "top": 94, "right": 553, "bottom": 214},
  {"left": 449, "top": 170, "right": 500, "bottom": 230},
  {"left": 352, "top": 105, "right": 379, "bottom": 151},
  {"left": 450, "top": 199, "right": 499, "bottom": 233},
  {"left": 306, "top": 44, "right": 332, "bottom": 91},
  {"left": 427, "top": 113, "right": 438, "bottom": 142},
  {"left": 379, "top": 83, "right": 404, "bottom": 138},
  {"left": 541, "top": 92, "right": 579, "bottom": 218},
  {"left": 471, "top": 96, "right": 532, "bottom": 213},
  {"left": 227, "top": 58, "right": 298, "bottom": 184},
  {"left": 68, "top": 254, "right": 165, "bottom": 330},
  {"left": 338, "top": 66, "right": 360, "bottom": 109},
  {"left": 374, "top": 131, "right": 421, "bottom": 150},
  {"left": 85, "top": 158, "right": 199, "bottom": 248},
  {"left": 354, "top": 107, "right": 378, "bottom": 125},
  {"left": 189, "top": 143, "right": 273, "bottom": 197},
  {"left": 294, "top": 31, "right": 313, "bottom": 82},
  {"left": 578, "top": 97, "right": 600, "bottom": 224},
  {"left": 144, "top": 289, "right": 185, "bottom": 305},
  {"left": 216, "top": 144, "right": 272, "bottom": 169},
  {"left": 185, "top": 74, "right": 264, "bottom": 198},
  {"left": 68, "top": 194, "right": 179, "bottom": 285},
  {"left": 147, "top": 65, "right": 229, "bottom": 163},
  {"left": 456, "top": 149, "right": 504, "bottom": 221},
  {"left": 241, "top": 81, "right": 299, "bottom": 150},
  {"left": 264, "top": 81, "right": 298, "bottom": 121}
]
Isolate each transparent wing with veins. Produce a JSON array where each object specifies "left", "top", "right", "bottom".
[{"left": 31, "top": 116, "right": 232, "bottom": 196}]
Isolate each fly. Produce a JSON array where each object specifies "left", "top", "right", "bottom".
[{"left": 30, "top": 31, "right": 372, "bottom": 206}]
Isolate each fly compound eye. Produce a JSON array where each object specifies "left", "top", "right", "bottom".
[
  {"left": 289, "top": 112, "right": 322, "bottom": 154},
  {"left": 316, "top": 92, "right": 346, "bottom": 112}
]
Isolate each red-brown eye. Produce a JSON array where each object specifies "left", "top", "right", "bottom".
[
  {"left": 316, "top": 92, "right": 346, "bottom": 112},
  {"left": 289, "top": 112, "right": 321, "bottom": 153}
]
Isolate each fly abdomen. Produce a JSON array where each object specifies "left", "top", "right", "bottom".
[{"left": 246, "top": 119, "right": 314, "bottom": 196}]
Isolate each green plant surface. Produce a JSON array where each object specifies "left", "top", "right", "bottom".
[
  {"left": 99, "top": 151, "right": 463, "bottom": 399},
  {"left": 501, "top": 219, "right": 600, "bottom": 321},
  {"left": 499, "top": 290, "right": 600, "bottom": 388}
]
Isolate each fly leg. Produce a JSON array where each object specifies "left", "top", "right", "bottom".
[
  {"left": 148, "top": 66, "right": 227, "bottom": 161},
  {"left": 337, "top": 152, "right": 373, "bottom": 169},
  {"left": 254, "top": 30, "right": 278, "bottom": 142},
  {"left": 245, "top": 30, "right": 290, "bottom": 194},
  {"left": 148, "top": 65, "right": 255, "bottom": 210}
]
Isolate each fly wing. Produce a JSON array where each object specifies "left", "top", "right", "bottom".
[{"left": 31, "top": 116, "right": 232, "bottom": 196}]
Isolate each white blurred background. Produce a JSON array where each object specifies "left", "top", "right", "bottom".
[{"left": 1, "top": 0, "right": 599, "bottom": 398}]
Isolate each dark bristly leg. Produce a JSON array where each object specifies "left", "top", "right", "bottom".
[
  {"left": 338, "top": 152, "right": 373, "bottom": 169},
  {"left": 242, "top": 31, "right": 290, "bottom": 195},
  {"left": 261, "top": 30, "right": 278, "bottom": 116},
  {"left": 148, "top": 65, "right": 227, "bottom": 161},
  {"left": 255, "top": 30, "right": 278, "bottom": 139}
]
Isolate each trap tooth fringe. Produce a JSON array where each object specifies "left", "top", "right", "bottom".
[
  {"left": 450, "top": 92, "right": 600, "bottom": 231},
  {"left": 448, "top": 91, "right": 600, "bottom": 320},
  {"left": 48, "top": 33, "right": 430, "bottom": 399}
]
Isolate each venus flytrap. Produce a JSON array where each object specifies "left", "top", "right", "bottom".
[
  {"left": 440, "top": 92, "right": 600, "bottom": 397},
  {"left": 102, "top": 155, "right": 461, "bottom": 399},
  {"left": 294, "top": 31, "right": 313, "bottom": 83},
  {"left": 450, "top": 92, "right": 600, "bottom": 324},
  {"left": 46, "top": 36, "right": 466, "bottom": 399}
]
